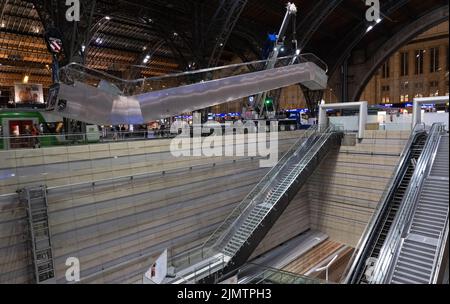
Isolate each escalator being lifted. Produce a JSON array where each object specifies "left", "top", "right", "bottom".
[{"left": 345, "top": 125, "right": 428, "bottom": 284}]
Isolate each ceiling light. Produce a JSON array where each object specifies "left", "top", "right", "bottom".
[
  {"left": 366, "top": 25, "right": 373, "bottom": 33},
  {"left": 295, "top": 49, "right": 301, "bottom": 55},
  {"left": 23, "top": 75, "right": 29, "bottom": 84},
  {"left": 1, "top": 22, "right": 5, "bottom": 28},
  {"left": 376, "top": 18, "right": 382, "bottom": 23},
  {"left": 105, "top": 16, "right": 111, "bottom": 20}
]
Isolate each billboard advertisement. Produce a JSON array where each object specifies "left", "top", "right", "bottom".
[{"left": 14, "top": 83, "right": 44, "bottom": 104}]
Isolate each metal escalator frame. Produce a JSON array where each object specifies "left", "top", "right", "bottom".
[
  {"left": 343, "top": 124, "right": 427, "bottom": 284},
  {"left": 168, "top": 126, "right": 320, "bottom": 271},
  {"left": 169, "top": 126, "right": 343, "bottom": 283},
  {"left": 220, "top": 128, "right": 339, "bottom": 250},
  {"left": 200, "top": 126, "right": 319, "bottom": 255},
  {"left": 371, "top": 123, "right": 446, "bottom": 284},
  {"left": 206, "top": 128, "right": 343, "bottom": 282},
  {"left": 204, "top": 125, "right": 340, "bottom": 256},
  {"left": 59, "top": 53, "right": 329, "bottom": 97},
  {"left": 207, "top": 127, "right": 325, "bottom": 254}
]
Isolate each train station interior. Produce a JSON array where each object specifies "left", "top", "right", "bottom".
[{"left": 0, "top": 0, "right": 449, "bottom": 285}]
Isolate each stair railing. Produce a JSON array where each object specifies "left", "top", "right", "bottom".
[
  {"left": 370, "top": 123, "right": 444, "bottom": 283},
  {"left": 342, "top": 123, "right": 426, "bottom": 283},
  {"left": 213, "top": 126, "right": 343, "bottom": 268}
]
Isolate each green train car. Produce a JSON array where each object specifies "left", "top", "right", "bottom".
[{"left": 0, "top": 110, "right": 61, "bottom": 150}]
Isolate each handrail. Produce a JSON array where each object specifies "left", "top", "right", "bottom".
[
  {"left": 239, "top": 262, "right": 330, "bottom": 284},
  {"left": 58, "top": 53, "right": 328, "bottom": 98},
  {"left": 199, "top": 126, "right": 319, "bottom": 250},
  {"left": 169, "top": 124, "right": 341, "bottom": 275},
  {"left": 370, "top": 123, "right": 444, "bottom": 284},
  {"left": 431, "top": 216, "right": 449, "bottom": 284},
  {"left": 343, "top": 123, "right": 426, "bottom": 283},
  {"left": 61, "top": 53, "right": 328, "bottom": 85}
]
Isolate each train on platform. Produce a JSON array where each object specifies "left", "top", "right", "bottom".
[{"left": 0, "top": 110, "right": 101, "bottom": 150}]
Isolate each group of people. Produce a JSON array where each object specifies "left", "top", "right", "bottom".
[{"left": 23, "top": 124, "right": 41, "bottom": 148}]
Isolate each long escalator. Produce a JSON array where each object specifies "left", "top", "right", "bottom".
[
  {"left": 169, "top": 126, "right": 343, "bottom": 284},
  {"left": 345, "top": 126, "right": 428, "bottom": 284},
  {"left": 386, "top": 129, "right": 448, "bottom": 284},
  {"left": 48, "top": 54, "right": 328, "bottom": 126}
]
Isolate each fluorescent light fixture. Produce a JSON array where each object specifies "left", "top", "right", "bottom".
[
  {"left": 366, "top": 25, "right": 373, "bottom": 33},
  {"left": 105, "top": 16, "right": 111, "bottom": 20},
  {"left": 376, "top": 18, "right": 382, "bottom": 23}
]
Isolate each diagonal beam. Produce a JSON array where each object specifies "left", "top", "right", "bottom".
[
  {"left": 296, "top": 0, "right": 343, "bottom": 49},
  {"left": 207, "top": 0, "right": 248, "bottom": 67}
]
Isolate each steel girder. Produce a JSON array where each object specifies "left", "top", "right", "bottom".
[
  {"left": 328, "top": 0, "right": 411, "bottom": 76},
  {"left": 31, "top": 0, "right": 99, "bottom": 65},
  {"left": 296, "top": 0, "right": 343, "bottom": 50},
  {"left": 300, "top": 84, "right": 324, "bottom": 118},
  {"left": 207, "top": 0, "right": 248, "bottom": 67}
]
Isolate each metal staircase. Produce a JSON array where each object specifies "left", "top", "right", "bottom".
[
  {"left": 344, "top": 126, "right": 428, "bottom": 284},
  {"left": 19, "top": 185, "right": 56, "bottom": 284},
  {"left": 169, "top": 125, "right": 343, "bottom": 283},
  {"left": 389, "top": 133, "right": 448, "bottom": 284}
]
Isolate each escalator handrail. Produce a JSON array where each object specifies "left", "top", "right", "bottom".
[
  {"left": 371, "top": 123, "right": 445, "bottom": 283},
  {"left": 216, "top": 129, "right": 338, "bottom": 257},
  {"left": 59, "top": 53, "right": 328, "bottom": 97},
  {"left": 343, "top": 123, "right": 426, "bottom": 283},
  {"left": 168, "top": 126, "right": 320, "bottom": 268},
  {"left": 202, "top": 126, "right": 326, "bottom": 253}
]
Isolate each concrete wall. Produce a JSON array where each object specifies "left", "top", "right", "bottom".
[
  {"left": 250, "top": 130, "right": 410, "bottom": 258},
  {"left": 307, "top": 130, "right": 411, "bottom": 246},
  {"left": 0, "top": 129, "right": 411, "bottom": 283},
  {"left": 0, "top": 132, "right": 302, "bottom": 284}
]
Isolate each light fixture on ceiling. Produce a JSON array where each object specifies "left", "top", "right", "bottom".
[
  {"left": 105, "top": 16, "right": 111, "bottom": 20},
  {"left": 366, "top": 25, "right": 374, "bottom": 33},
  {"left": 143, "top": 54, "right": 151, "bottom": 64},
  {"left": 295, "top": 49, "right": 301, "bottom": 55},
  {"left": 1, "top": 22, "right": 5, "bottom": 28},
  {"left": 376, "top": 18, "right": 382, "bottom": 24},
  {"left": 23, "top": 74, "right": 30, "bottom": 84}
]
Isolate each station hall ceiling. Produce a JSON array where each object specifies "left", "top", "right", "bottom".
[{"left": 0, "top": 0, "right": 448, "bottom": 88}]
